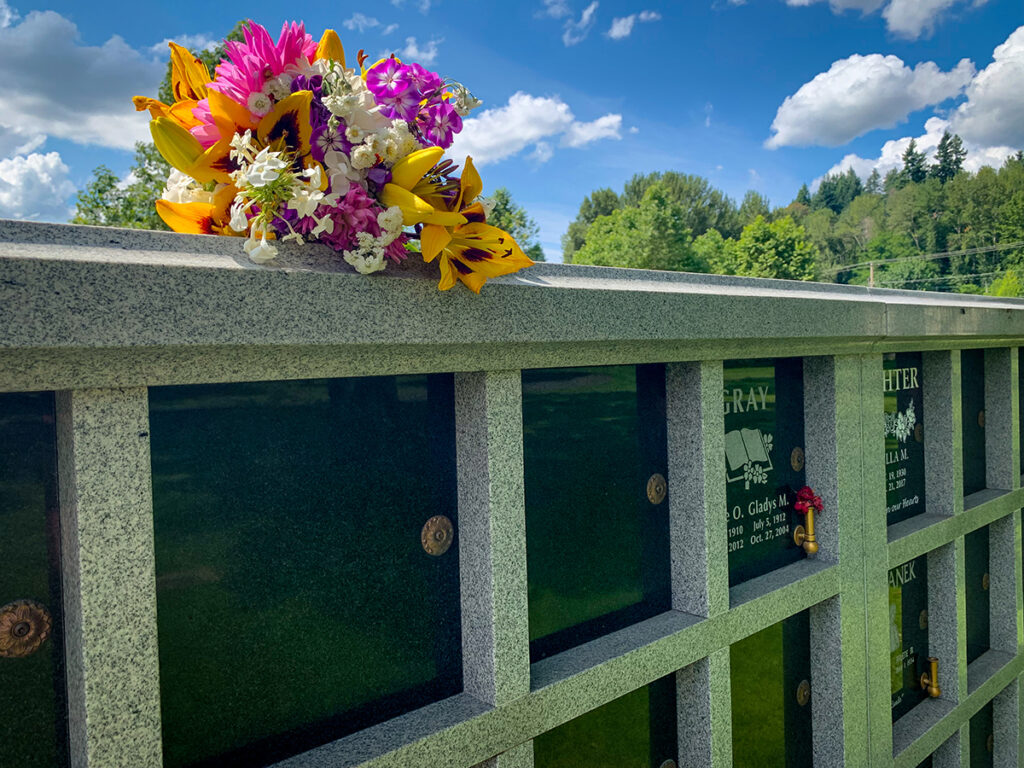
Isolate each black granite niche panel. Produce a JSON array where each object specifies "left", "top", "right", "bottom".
[
  {"left": 724, "top": 358, "right": 806, "bottom": 586},
  {"left": 149, "top": 376, "right": 462, "bottom": 768},
  {"left": 730, "top": 611, "right": 812, "bottom": 767},
  {"left": 889, "top": 555, "right": 929, "bottom": 723},
  {"left": 969, "top": 699, "right": 994, "bottom": 767},
  {"left": 961, "top": 349, "right": 987, "bottom": 497},
  {"left": 0, "top": 392, "right": 68, "bottom": 768},
  {"left": 523, "top": 365, "right": 670, "bottom": 662},
  {"left": 533, "top": 675, "right": 678, "bottom": 768},
  {"left": 965, "top": 526, "right": 991, "bottom": 665},
  {"left": 885, "top": 352, "right": 927, "bottom": 526}
]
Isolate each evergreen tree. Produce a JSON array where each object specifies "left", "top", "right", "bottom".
[
  {"left": 795, "top": 184, "right": 812, "bottom": 206},
  {"left": 738, "top": 190, "right": 771, "bottom": 226},
  {"left": 930, "top": 131, "right": 967, "bottom": 183},
  {"left": 812, "top": 169, "right": 862, "bottom": 214},
  {"left": 865, "top": 169, "right": 882, "bottom": 195},
  {"left": 900, "top": 139, "right": 929, "bottom": 185}
]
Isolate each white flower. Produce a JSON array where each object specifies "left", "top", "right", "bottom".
[
  {"left": 311, "top": 215, "right": 334, "bottom": 237},
  {"left": 264, "top": 74, "right": 292, "bottom": 101},
  {"left": 161, "top": 169, "right": 214, "bottom": 205},
  {"left": 229, "top": 201, "right": 249, "bottom": 233},
  {"left": 243, "top": 148, "right": 289, "bottom": 187},
  {"left": 243, "top": 230, "right": 278, "bottom": 263},
  {"left": 377, "top": 206, "right": 404, "bottom": 244},
  {"left": 345, "top": 124, "right": 366, "bottom": 144},
  {"left": 350, "top": 145, "right": 376, "bottom": 170},
  {"left": 247, "top": 92, "right": 273, "bottom": 117}
]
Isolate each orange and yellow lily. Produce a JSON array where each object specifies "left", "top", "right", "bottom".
[
  {"left": 419, "top": 157, "right": 534, "bottom": 293},
  {"left": 380, "top": 147, "right": 468, "bottom": 227},
  {"left": 155, "top": 183, "right": 238, "bottom": 236}
]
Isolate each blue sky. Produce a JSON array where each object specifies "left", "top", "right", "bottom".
[{"left": 0, "top": 0, "right": 1021, "bottom": 260}]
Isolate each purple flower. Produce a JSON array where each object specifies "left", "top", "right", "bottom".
[
  {"left": 312, "top": 123, "right": 350, "bottom": 162},
  {"left": 407, "top": 63, "right": 444, "bottom": 96},
  {"left": 418, "top": 102, "right": 462, "bottom": 148},
  {"left": 366, "top": 59, "right": 413, "bottom": 100}
]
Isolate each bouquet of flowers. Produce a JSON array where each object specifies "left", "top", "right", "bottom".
[{"left": 133, "top": 21, "right": 534, "bottom": 292}]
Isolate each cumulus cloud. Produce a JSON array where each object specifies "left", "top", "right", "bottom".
[
  {"left": 538, "top": 0, "right": 572, "bottom": 18},
  {"left": 448, "top": 91, "right": 621, "bottom": 166},
  {"left": 0, "top": 7, "right": 164, "bottom": 151},
  {"left": 0, "top": 0, "right": 17, "bottom": 27},
  {"left": 784, "top": 0, "right": 979, "bottom": 39},
  {"left": 817, "top": 116, "right": 1016, "bottom": 186},
  {"left": 382, "top": 23, "right": 399, "bottom": 35},
  {"left": 948, "top": 26, "right": 1024, "bottom": 149},
  {"left": 0, "top": 124, "right": 45, "bottom": 156},
  {"left": 148, "top": 33, "right": 217, "bottom": 56},
  {"left": 606, "top": 10, "right": 661, "bottom": 39},
  {"left": 397, "top": 36, "right": 440, "bottom": 65},
  {"left": 343, "top": 13, "right": 380, "bottom": 33},
  {"left": 390, "top": 0, "right": 432, "bottom": 12},
  {"left": 562, "top": 2, "right": 598, "bottom": 45},
  {"left": 765, "top": 53, "right": 975, "bottom": 148},
  {"left": 0, "top": 151, "right": 75, "bottom": 221}
]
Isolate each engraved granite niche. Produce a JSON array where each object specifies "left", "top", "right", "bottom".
[
  {"left": 724, "top": 358, "right": 806, "bottom": 586},
  {"left": 522, "top": 365, "right": 670, "bottom": 662},
  {"left": 0, "top": 392, "right": 68, "bottom": 768},
  {"left": 149, "top": 375, "right": 461, "bottom": 768},
  {"left": 730, "top": 611, "right": 812, "bottom": 767},
  {"left": 884, "top": 352, "right": 927, "bottom": 526},
  {"left": 889, "top": 555, "right": 929, "bottom": 723},
  {"left": 533, "top": 675, "right": 678, "bottom": 768}
]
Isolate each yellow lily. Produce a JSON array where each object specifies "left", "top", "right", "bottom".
[
  {"left": 150, "top": 117, "right": 236, "bottom": 185},
  {"left": 315, "top": 29, "right": 345, "bottom": 66},
  {"left": 168, "top": 42, "right": 211, "bottom": 102},
  {"left": 380, "top": 147, "right": 467, "bottom": 227},
  {"left": 156, "top": 184, "right": 238, "bottom": 235},
  {"left": 258, "top": 91, "right": 314, "bottom": 161},
  {"left": 419, "top": 157, "right": 534, "bottom": 293}
]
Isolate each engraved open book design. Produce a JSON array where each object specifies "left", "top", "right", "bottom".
[{"left": 725, "top": 428, "right": 774, "bottom": 489}]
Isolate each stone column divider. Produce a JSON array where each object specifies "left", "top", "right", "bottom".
[
  {"left": 984, "top": 348, "right": 1016, "bottom": 492},
  {"left": 56, "top": 388, "right": 163, "bottom": 768},
  {"left": 454, "top": 371, "right": 531, "bottom": 713},
  {"left": 924, "top": 350, "right": 960, "bottom": 518}
]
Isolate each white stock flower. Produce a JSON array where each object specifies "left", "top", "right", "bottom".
[
  {"left": 243, "top": 230, "right": 278, "bottom": 263},
  {"left": 243, "top": 148, "right": 289, "bottom": 187},
  {"left": 161, "top": 169, "right": 214, "bottom": 204},
  {"left": 350, "top": 145, "right": 376, "bottom": 169},
  {"left": 229, "top": 201, "right": 249, "bottom": 232},
  {"left": 247, "top": 92, "right": 273, "bottom": 117}
]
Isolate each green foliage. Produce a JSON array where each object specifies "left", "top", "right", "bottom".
[
  {"left": 931, "top": 131, "right": 966, "bottom": 183},
  {"left": 986, "top": 270, "right": 1024, "bottom": 297},
  {"left": 692, "top": 228, "right": 737, "bottom": 274},
  {"left": 738, "top": 190, "right": 771, "bottom": 226},
  {"left": 561, "top": 187, "right": 619, "bottom": 262},
  {"left": 72, "top": 143, "right": 171, "bottom": 230},
  {"left": 900, "top": 139, "right": 929, "bottom": 185},
  {"left": 486, "top": 187, "right": 545, "bottom": 261},
  {"left": 795, "top": 184, "right": 812, "bottom": 206},
  {"left": 812, "top": 168, "right": 862, "bottom": 214},
  {"left": 730, "top": 215, "right": 817, "bottom": 281},
  {"left": 572, "top": 184, "right": 704, "bottom": 272},
  {"left": 865, "top": 169, "right": 882, "bottom": 195}
]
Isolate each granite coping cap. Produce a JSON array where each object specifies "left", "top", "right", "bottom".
[{"left": 1, "top": 219, "right": 1024, "bottom": 351}]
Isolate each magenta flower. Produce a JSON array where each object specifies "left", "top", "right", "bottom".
[
  {"left": 189, "top": 99, "right": 220, "bottom": 148},
  {"left": 407, "top": 63, "right": 444, "bottom": 96},
  {"left": 418, "top": 102, "right": 462, "bottom": 148},
  {"left": 208, "top": 21, "right": 316, "bottom": 107},
  {"left": 366, "top": 58, "right": 413, "bottom": 100}
]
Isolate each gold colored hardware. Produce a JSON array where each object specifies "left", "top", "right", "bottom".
[
  {"left": 646, "top": 473, "right": 667, "bottom": 505},
  {"left": 919, "top": 609, "right": 929, "bottom": 630},
  {"left": 914, "top": 423, "right": 923, "bottom": 443},
  {"left": 978, "top": 410, "right": 985, "bottom": 428},
  {"left": 982, "top": 573, "right": 990, "bottom": 591},
  {"left": 790, "top": 447, "right": 805, "bottom": 472},
  {"left": 796, "top": 679, "right": 811, "bottom": 707},
  {"left": 421, "top": 515, "right": 454, "bottom": 556},
  {"left": 0, "top": 599, "right": 52, "bottom": 659},
  {"left": 793, "top": 507, "right": 819, "bottom": 556},
  {"left": 920, "top": 656, "right": 941, "bottom": 698}
]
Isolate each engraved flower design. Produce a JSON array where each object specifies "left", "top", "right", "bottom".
[
  {"left": 885, "top": 401, "right": 915, "bottom": 443},
  {"left": 762, "top": 433, "right": 774, "bottom": 454},
  {"left": 0, "top": 599, "right": 52, "bottom": 658},
  {"left": 743, "top": 462, "right": 768, "bottom": 490}
]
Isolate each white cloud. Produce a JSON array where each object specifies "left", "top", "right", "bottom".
[
  {"left": 606, "top": 9, "right": 661, "bottom": 39},
  {"left": 949, "top": 26, "right": 1024, "bottom": 149},
  {"left": 0, "top": 151, "right": 75, "bottom": 221},
  {"left": 704, "top": 102, "right": 713, "bottom": 127},
  {"left": 562, "top": 113, "right": 622, "bottom": 147},
  {"left": 0, "top": 8, "right": 164, "bottom": 151},
  {"left": 530, "top": 142, "right": 554, "bottom": 163},
  {"left": 784, "top": 0, "right": 979, "bottom": 39},
  {"left": 629, "top": 125, "right": 640, "bottom": 134},
  {"left": 765, "top": 53, "right": 974, "bottom": 148},
  {"left": 538, "top": 0, "right": 571, "bottom": 18},
  {"left": 562, "top": 1, "right": 598, "bottom": 45},
  {"left": 448, "top": 91, "right": 621, "bottom": 166},
  {"left": 817, "top": 116, "right": 1016, "bottom": 187},
  {"left": 382, "top": 23, "right": 399, "bottom": 35},
  {"left": 0, "top": 0, "right": 17, "bottom": 27},
  {"left": 148, "top": 33, "right": 217, "bottom": 56},
  {"left": 390, "top": 0, "right": 432, "bottom": 12},
  {"left": 0, "top": 124, "right": 44, "bottom": 156},
  {"left": 343, "top": 13, "right": 380, "bottom": 33},
  {"left": 393, "top": 36, "right": 441, "bottom": 65}
]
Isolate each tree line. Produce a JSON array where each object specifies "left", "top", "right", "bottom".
[{"left": 562, "top": 133, "right": 1024, "bottom": 295}]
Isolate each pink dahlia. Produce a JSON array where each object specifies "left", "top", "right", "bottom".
[{"left": 208, "top": 21, "right": 317, "bottom": 108}]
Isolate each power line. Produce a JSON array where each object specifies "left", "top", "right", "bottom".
[
  {"left": 875, "top": 270, "right": 1005, "bottom": 287},
  {"left": 826, "top": 241, "right": 1024, "bottom": 276}
]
